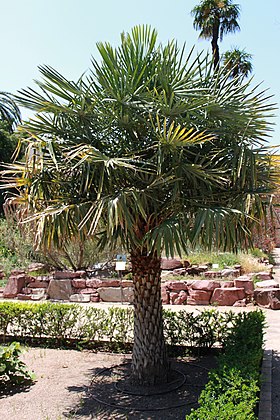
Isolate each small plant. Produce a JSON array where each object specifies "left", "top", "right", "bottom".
[{"left": 0, "top": 342, "right": 35, "bottom": 388}]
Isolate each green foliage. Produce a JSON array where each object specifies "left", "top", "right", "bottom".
[
  {"left": 0, "top": 342, "right": 35, "bottom": 388},
  {"left": 0, "top": 218, "right": 115, "bottom": 279},
  {"left": 3, "top": 26, "right": 278, "bottom": 258},
  {"left": 186, "top": 311, "right": 265, "bottom": 419},
  {"left": 0, "top": 301, "right": 259, "bottom": 350}
]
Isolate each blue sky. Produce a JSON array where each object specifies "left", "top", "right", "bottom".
[{"left": 2, "top": 0, "right": 280, "bottom": 146}]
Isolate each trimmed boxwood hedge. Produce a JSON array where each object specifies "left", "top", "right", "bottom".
[
  {"left": 186, "top": 310, "right": 265, "bottom": 419},
  {"left": 1, "top": 301, "right": 244, "bottom": 348}
]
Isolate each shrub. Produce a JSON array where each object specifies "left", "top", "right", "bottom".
[
  {"left": 0, "top": 301, "right": 247, "bottom": 349},
  {"left": 186, "top": 311, "right": 265, "bottom": 419},
  {"left": 0, "top": 342, "right": 35, "bottom": 388}
]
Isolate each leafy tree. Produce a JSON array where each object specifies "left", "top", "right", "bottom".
[
  {"left": 223, "top": 47, "right": 253, "bottom": 79},
  {"left": 0, "top": 92, "right": 21, "bottom": 132},
  {"left": 1, "top": 26, "right": 278, "bottom": 386},
  {"left": 191, "top": 0, "right": 240, "bottom": 69}
]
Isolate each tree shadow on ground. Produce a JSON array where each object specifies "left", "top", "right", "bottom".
[
  {"left": 272, "top": 350, "right": 280, "bottom": 420},
  {"left": 64, "top": 355, "right": 217, "bottom": 420},
  {"left": 0, "top": 381, "right": 34, "bottom": 399}
]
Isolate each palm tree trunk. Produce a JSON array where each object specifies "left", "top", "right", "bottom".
[
  {"left": 212, "top": 21, "right": 220, "bottom": 70},
  {"left": 130, "top": 251, "right": 169, "bottom": 385}
]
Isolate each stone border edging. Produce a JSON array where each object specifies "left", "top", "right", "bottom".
[{"left": 258, "top": 349, "right": 272, "bottom": 420}]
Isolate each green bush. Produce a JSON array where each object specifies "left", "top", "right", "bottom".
[
  {"left": 186, "top": 311, "right": 265, "bottom": 420},
  {"left": 0, "top": 342, "right": 35, "bottom": 388},
  {"left": 0, "top": 301, "right": 247, "bottom": 349}
]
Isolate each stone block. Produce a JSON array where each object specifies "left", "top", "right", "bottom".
[
  {"left": 174, "top": 290, "right": 188, "bottom": 305},
  {"left": 233, "top": 299, "right": 247, "bottom": 307},
  {"left": 3, "top": 275, "right": 26, "bottom": 298},
  {"left": 79, "top": 288, "right": 97, "bottom": 294},
  {"left": 165, "top": 281, "right": 188, "bottom": 291},
  {"left": 22, "top": 287, "right": 32, "bottom": 295},
  {"left": 86, "top": 278, "right": 120, "bottom": 288},
  {"left": 254, "top": 288, "right": 280, "bottom": 310},
  {"left": 191, "top": 280, "right": 221, "bottom": 291},
  {"left": 169, "top": 292, "right": 179, "bottom": 304},
  {"left": 69, "top": 294, "right": 91, "bottom": 303},
  {"left": 47, "top": 279, "right": 73, "bottom": 300},
  {"left": 210, "top": 287, "right": 246, "bottom": 306},
  {"left": 221, "top": 268, "right": 240, "bottom": 278},
  {"left": 30, "top": 288, "right": 47, "bottom": 295},
  {"left": 17, "top": 294, "right": 31, "bottom": 300},
  {"left": 71, "top": 279, "right": 86, "bottom": 288},
  {"left": 221, "top": 281, "right": 234, "bottom": 288},
  {"left": 254, "top": 272, "right": 272, "bottom": 281},
  {"left": 120, "top": 280, "right": 133, "bottom": 287},
  {"left": 234, "top": 278, "right": 254, "bottom": 295},
  {"left": 255, "top": 280, "right": 279, "bottom": 289},
  {"left": 187, "top": 289, "right": 212, "bottom": 305},
  {"left": 161, "top": 287, "right": 169, "bottom": 304},
  {"left": 27, "top": 281, "right": 49, "bottom": 289},
  {"left": 90, "top": 295, "right": 100, "bottom": 302},
  {"left": 204, "top": 271, "right": 222, "bottom": 279},
  {"left": 97, "top": 286, "right": 133, "bottom": 303},
  {"left": 27, "top": 262, "right": 47, "bottom": 273},
  {"left": 30, "top": 293, "right": 48, "bottom": 301},
  {"left": 54, "top": 270, "right": 86, "bottom": 279},
  {"left": 161, "top": 258, "right": 183, "bottom": 270}
]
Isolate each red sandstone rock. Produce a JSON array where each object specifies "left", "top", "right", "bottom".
[
  {"left": 254, "top": 288, "right": 280, "bottom": 310},
  {"left": 210, "top": 287, "right": 246, "bottom": 306},
  {"left": 86, "top": 278, "right": 120, "bottom": 288},
  {"left": 187, "top": 289, "right": 212, "bottom": 305},
  {"left": 17, "top": 294, "right": 31, "bottom": 300},
  {"left": 169, "top": 292, "right": 179, "bottom": 304},
  {"left": 254, "top": 272, "right": 272, "bottom": 281},
  {"left": 71, "top": 279, "right": 87, "bottom": 288},
  {"left": 255, "top": 280, "right": 279, "bottom": 289},
  {"left": 120, "top": 280, "right": 133, "bottom": 287},
  {"left": 234, "top": 278, "right": 254, "bottom": 295},
  {"left": 221, "top": 268, "right": 240, "bottom": 278},
  {"left": 27, "top": 281, "right": 49, "bottom": 289},
  {"left": 233, "top": 299, "right": 247, "bottom": 307},
  {"left": 79, "top": 288, "right": 97, "bottom": 294},
  {"left": 161, "top": 258, "right": 183, "bottom": 270},
  {"left": 161, "top": 287, "right": 170, "bottom": 304},
  {"left": 191, "top": 280, "right": 221, "bottom": 291},
  {"left": 174, "top": 290, "right": 188, "bottom": 305},
  {"left": 54, "top": 270, "right": 86, "bottom": 279},
  {"left": 90, "top": 295, "right": 100, "bottom": 302},
  {"left": 165, "top": 281, "right": 188, "bottom": 291},
  {"left": 204, "top": 271, "right": 222, "bottom": 279},
  {"left": 3, "top": 275, "right": 26, "bottom": 298},
  {"left": 221, "top": 281, "right": 234, "bottom": 288}
]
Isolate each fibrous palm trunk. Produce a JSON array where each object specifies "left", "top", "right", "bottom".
[
  {"left": 130, "top": 251, "right": 169, "bottom": 385},
  {"left": 212, "top": 20, "right": 220, "bottom": 69}
]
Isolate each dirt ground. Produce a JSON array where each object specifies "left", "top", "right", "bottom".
[{"left": 0, "top": 347, "right": 217, "bottom": 420}]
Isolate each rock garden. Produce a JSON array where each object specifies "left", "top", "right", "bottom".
[{"left": 1, "top": 253, "right": 280, "bottom": 310}]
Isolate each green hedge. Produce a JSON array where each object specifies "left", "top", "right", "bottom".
[
  {"left": 1, "top": 301, "right": 241, "bottom": 348},
  {"left": 186, "top": 310, "right": 265, "bottom": 420}
]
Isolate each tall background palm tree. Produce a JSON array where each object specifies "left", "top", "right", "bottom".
[
  {"left": 191, "top": 0, "right": 240, "bottom": 69},
  {"left": 2, "top": 26, "right": 278, "bottom": 386},
  {"left": 223, "top": 47, "right": 253, "bottom": 79}
]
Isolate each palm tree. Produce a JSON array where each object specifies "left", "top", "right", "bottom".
[
  {"left": 223, "top": 47, "right": 253, "bottom": 79},
  {"left": 2, "top": 26, "right": 278, "bottom": 386},
  {"left": 0, "top": 92, "right": 21, "bottom": 132},
  {"left": 191, "top": 0, "right": 240, "bottom": 69}
]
